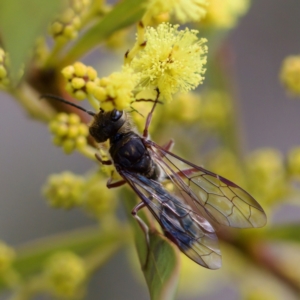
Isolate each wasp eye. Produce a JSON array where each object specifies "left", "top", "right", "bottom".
[{"left": 111, "top": 109, "right": 123, "bottom": 121}]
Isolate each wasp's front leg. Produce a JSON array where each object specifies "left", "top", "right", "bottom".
[{"left": 95, "top": 153, "right": 113, "bottom": 165}]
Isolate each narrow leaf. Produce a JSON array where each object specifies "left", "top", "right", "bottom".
[
  {"left": 0, "top": 0, "right": 61, "bottom": 84},
  {"left": 122, "top": 189, "right": 180, "bottom": 300},
  {"left": 144, "top": 232, "right": 180, "bottom": 300}
]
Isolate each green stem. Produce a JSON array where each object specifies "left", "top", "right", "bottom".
[
  {"left": 80, "top": 1, "right": 111, "bottom": 28},
  {"left": 12, "top": 83, "right": 56, "bottom": 122},
  {"left": 9, "top": 276, "right": 47, "bottom": 300},
  {"left": 43, "top": 39, "right": 68, "bottom": 69},
  {"left": 10, "top": 226, "right": 125, "bottom": 283}
]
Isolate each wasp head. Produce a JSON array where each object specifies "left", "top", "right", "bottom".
[{"left": 89, "top": 109, "right": 132, "bottom": 143}]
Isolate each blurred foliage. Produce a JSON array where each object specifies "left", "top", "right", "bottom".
[{"left": 1, "top": 0, "right": 300, "bottom": 299}]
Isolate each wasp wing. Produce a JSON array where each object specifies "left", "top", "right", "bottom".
[
  {"left": 120, "top": 169, "right": 222, "bottom": 269},
  {"left": 147, "top": 140, "right": 267, "bottom": 229}
]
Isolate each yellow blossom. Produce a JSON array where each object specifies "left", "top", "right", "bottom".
[
  {"left": 82, "top": 173, "right": 118, "bottom": 219},
  {"left": 130, "top": 23, "right": 207, "bottom": 102},
  {"left": 164, "top": 92, "right": 201, "bottom": 123},
  {"left": 202, "top": 0, "right": 250, "bottom": 29},
  {"left": 62, "top": 62, "right": 98, "bottom": 101},
  {"left": 43, "top": 171, "right": 85, "bottom": 209},
  {"left": 49, "top": 0, "right": 90, "bottom": 42},
  {"left": 88, "top": 67, "right": 139, "bottom": 111},
  {"left": 199, "top": 91, "right": 232, "bottom": 128},
  {"left": 246, "top": 148, "right": 287, "bottom": 205},
  {"left": 49, "top": 113, "right": 89, "bottom": 154},
  {"left": 44, "top": 251, "right": 86, "bottom": 298},
  {"left": 147, "top": 0, "right": 208, "bottom": 23},
  {"left": 280, "top": 55, "right": 300, "bottom": 96},
  {"left": 206, "top": 148, "right": 245, "bottom": 186}
]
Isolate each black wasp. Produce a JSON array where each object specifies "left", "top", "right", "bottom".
[{"left": 42, "top": 92, "right": 267, "bottom": 270}]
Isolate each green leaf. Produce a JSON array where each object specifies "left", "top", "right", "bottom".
[
  {"left": 122, "top": 189, "right": 180, "bottom": 300},
  {"left": 144, "top": 232, "right": 180, "bottom": 300},
  {"left": 61, "top": 0, "right": 147, "bottom": 65},
  {"left": 0, "top": 0, "right": 61, "bottom": 84},
  {"left": 265, "top": 224, "right": 300, "bottom": 242}
]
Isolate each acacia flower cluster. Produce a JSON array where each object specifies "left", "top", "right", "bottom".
[
  {"left": 147, "top": 0, "right": 209, "bottom": 23},
  {"left": 201, "top": 0, "right": 250, "bottom": 29},
  {"left": 280, "top": 55, "right": 300, "bottom": 96},
  {"left": 61, "top": 23, "right": 208, "bottom": 109},
  {"left": 87, "top": 66, "right": 140, "bottom": 111},
  {"left": 246, "top": 149, "right": 287, "bottom": 206},
  {"left": 49, "top": 0, "right": 90, "bottom": 42},
  {"left": 62, "top": 62, "right": 98, "bottom": 101},
  {"left": 49, "top": 112, "right": 89, "bottom": 154},
  {"left": 43, "top": 169, "right": 117, "bottom": 220},
  {"left": 43, "top": 171, "right": 85, "bottom": 209},
  {"left": 44, "top": 251, "right": 86, "bottom": 298},
  {"left": 130, "top": 23, "right": 208, "bottom": 102}
]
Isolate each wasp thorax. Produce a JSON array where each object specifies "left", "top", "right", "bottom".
[{"left": 89, "top": 109, "right": 131, "bottom": 143}]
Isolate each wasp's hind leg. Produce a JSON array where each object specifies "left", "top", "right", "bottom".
[{"left": 161, "top": 139, "right": 174, "bottom": 152}]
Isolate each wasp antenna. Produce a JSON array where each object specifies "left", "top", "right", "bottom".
[{"left": 40, "top": 94, "right": 96, "bottom": 117}]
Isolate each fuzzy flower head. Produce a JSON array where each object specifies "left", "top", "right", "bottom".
[
  {"left": 130, "top": 23, "right": 208, "bottom": 102},
  {"left": 49, "top": 0, "right": 90, "bottom": 42},
  {"left": 147, "top": 0, "right": 209, "bottom": 23},
  {"left": 201, "top": 0, "right": 250, "bottom": 29},
  {"left": 49, "top": 113, "right": 89, "bottom": 154},
  {"left": 87, "top": 67, "right": 139, "bottom": 111},
  {"left": 82, "top": 172, "right": 118, "bottom": 220},
  {"left": 44, "top": 251, "right": 86, "bottom": 298},
  {"left": 246, "top": 148, "right": 287, "bottom": 205},
  {"left": 62, "top": 62, "right": 98, "bottom": 100},
  {"left": 43, "top": 171, "right": 85, "bottom": 209},
  {"left": 280, "top": 55, "right": 300, "bottom": 96}
]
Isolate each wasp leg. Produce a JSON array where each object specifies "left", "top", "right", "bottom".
[
  {"left": 106, "top": 176, "right": 126, "bottom": 188},
  {"left": 161, "top": 168, "right": 198, "bottom": 181},
  {"left": 132, "top": 202, "right": 151, "bottom": 269},
  {"left": 143, "top": 88, "right": 160, "bottom": 138},
  {"left": 95, "top": 153, "right": 113, "bottom": 165},
  {"left": 161, "top": 139, "right": 174, "bottom": 152}
]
